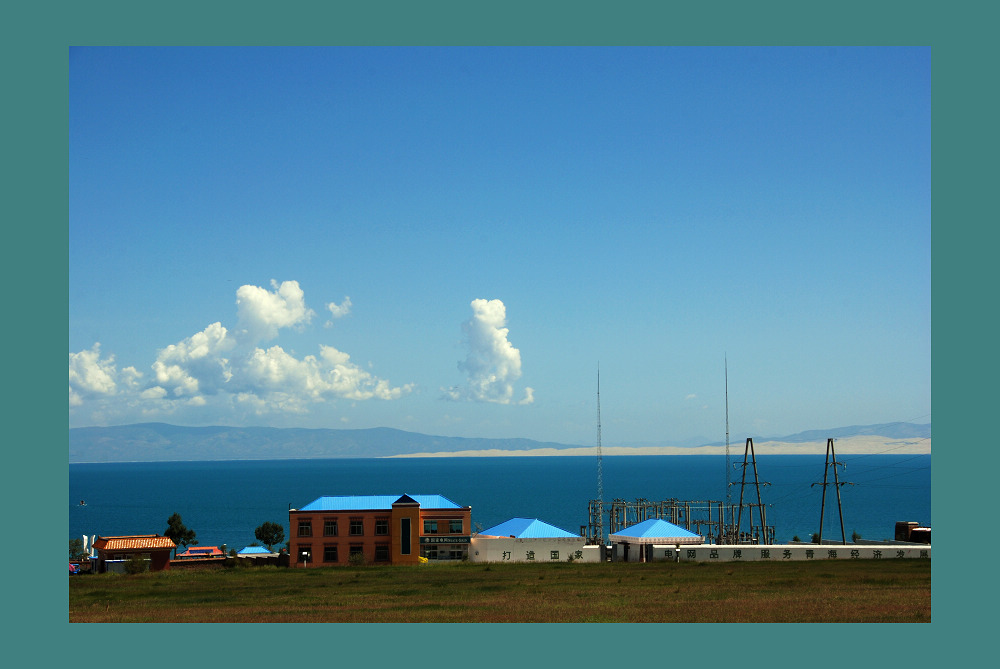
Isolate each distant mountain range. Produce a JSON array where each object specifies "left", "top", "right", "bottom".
[{"left": 68, "top": 422, "right": 930, "bottom": 463}]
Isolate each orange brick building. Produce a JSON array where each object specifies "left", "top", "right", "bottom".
[
  {"left": 92, "top": 534, "right": 176, "bottom": 572},
  {"left": 288, "top": 494, "right": 471, "bottom": 567}
]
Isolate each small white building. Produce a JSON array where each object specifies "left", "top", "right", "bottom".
[
  {"left": 470, "top": 518, "right": 601, "bottom": 563},
  {"left": 609, "top": 518, "right": 704, "bottom": 562}
]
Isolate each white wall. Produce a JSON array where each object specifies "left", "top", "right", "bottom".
[
  {"left": 672, "top": 544, "right": 931, "bottom": 562},
  {"left": 470, "top": 536, "right": 601, "bottom": 563}
]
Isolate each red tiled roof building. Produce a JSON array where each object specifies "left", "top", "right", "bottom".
[
  {"left": 92, "top": 535, "right": 176, "bottom": 572},
  {"left": 175, "top": 546, "right": 225, "bottom": 559}
]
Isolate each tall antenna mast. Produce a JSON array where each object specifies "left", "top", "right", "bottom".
[
  {"left": 596, "top": 365, "right": 604, "bottom": 506},
  {"left": 725, "top": 355, "right": 731, "bottom": 508}
]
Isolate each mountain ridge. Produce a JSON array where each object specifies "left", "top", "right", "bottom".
[{"left": 68, "top": 422, "right": 930, "bottom": 463}]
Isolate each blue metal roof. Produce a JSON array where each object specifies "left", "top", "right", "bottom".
[
  {"left": 298, "top": 494, "right": 463, "bottom": 511},
  {"left": 479, "top": 518, "right": 579, "bottom": 539},
  {"left": 610, "top": 518, "right": 703, "bottom": 540},
  {"left": 238, "top": 546, "right": 272, "bottom": 554}
]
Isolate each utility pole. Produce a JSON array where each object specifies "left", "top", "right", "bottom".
[
  {"left": 735, "top": 437, "right": 771, "bottom": 544},
  {"left": 812, "top": 438, "right": 853, "bottom": 545}
]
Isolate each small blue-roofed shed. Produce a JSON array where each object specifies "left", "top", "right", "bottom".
[
  {"left": 237, "top": 546, "right": 277, "bottom": 557},
  {"left": 609, "top": 518, "right": 704, "bottom": 562},
  {"left": 470, "top": 517, "right": 601, "bottom": 563}
]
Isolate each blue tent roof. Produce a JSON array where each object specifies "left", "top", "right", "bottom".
[
  {"left": 479, "top": 518, "right": 579, "bottom": 539},
  {"left": 238, "top": 546, "right": 273, "bottom": 555},
  {"left": 609, "top": 518, "right": 703, "bottom": 543},
  {"left": 299, "top": 494, "right": 463, "bottom": 511}
]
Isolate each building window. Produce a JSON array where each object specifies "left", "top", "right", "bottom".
[
  {"left": 400, "top": 518, "right": 411, "bottom": 555},
  {"left": 349, "top": 518, "right": 364, "bottom": 536},
  {"left": 550, "top": 550, "right": 560, "bottom": 560},
  {"left": 299, "top": 546, "right": 312, "bottom": 563},
  {"left": 374, "top": 544, "right": 390, "bottom": 562},
  {"left": 449, "top": 519, "right": 463, "bottom": 533},
  {"left": 298, "top": 520, "right": 312, "bottom": 537},
  {"left": 323, "top": 519, "right": 338, "bottom": 537},
  {"left": 323, "top": 546, "right": 338, "bottom": 563},
  {"left": 421, "top": 546, "right": 438, "bottom": 560},
  {"left": 424, "top": 520, "right": 438, "bottom": 534},
  {"left": 375, "top": 518, "right": 389, "bottom": 536}
]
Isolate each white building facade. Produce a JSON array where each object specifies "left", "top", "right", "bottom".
[{"left": 469, "top": 518, "right": 602, "bottom": 563}]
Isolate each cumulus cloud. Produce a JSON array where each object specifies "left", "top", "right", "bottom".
[
  {"left": 318, "top": 345, "right": 412, "bottom": 400},
  {"left": 325, "top": 296, "right": 352, "bottom": 327},
  {"left": 69, "top": 280, "right": 411, "bottom": 423},
  {"left": 150, "top": 322, "right": 234, "bottom": 398},
  {"left": 445, "top": 298, "right": 534, "bottom": 405},
  {"left": 69, "top": 343, "right": 142, "bottom": 406},
  {"left": 236, "top": 279, "right": 315, "bottom": 343},
  {"left": 237, "top": 344, "right": 413, "bottom": 405}
]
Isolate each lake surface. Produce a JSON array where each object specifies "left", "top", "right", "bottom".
[{"left": 69, "top": 454, "right": 930, "bottom": 550}]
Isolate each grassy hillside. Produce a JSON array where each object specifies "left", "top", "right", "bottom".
[{"left": 69, "top": 559, "right": 930, "bottom": 623}]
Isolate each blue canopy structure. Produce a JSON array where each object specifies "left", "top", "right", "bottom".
[
  {"left": 478, "top": 518, "right": 579, "bottom": 539},
  {"left": 608, "top": 518, "right": 703, "bottom": 545}
]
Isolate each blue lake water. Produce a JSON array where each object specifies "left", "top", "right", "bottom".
[{"left": 69, "top": 454, "right": 930, "bottom": 551}]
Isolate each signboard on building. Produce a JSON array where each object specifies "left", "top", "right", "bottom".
[{"left": 420, "top": 535, "right": 470, "bottom": 544}]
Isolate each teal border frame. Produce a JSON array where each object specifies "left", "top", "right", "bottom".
[{"left": 12, "top": 0, "right": 973, "bottom": 659}]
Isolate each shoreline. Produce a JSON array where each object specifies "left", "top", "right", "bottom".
[
  {"left": 383, "top": 436, "right": 931, "bottom": 458},
  {"left": 67, "top": 436, "right": 930, "bottom": 463}
]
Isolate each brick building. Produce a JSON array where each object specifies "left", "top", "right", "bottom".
[{"left": 288, "top": 494, "right": 471, "bottom": 567}]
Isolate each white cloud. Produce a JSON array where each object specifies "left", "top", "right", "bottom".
[
  {"left": 318, "top": 345, "right": 410, "bottom": 400},
  {"left": 445, "top": 298, "right": 534, "bottom": 405},
  {"left": 325, "top": 296, "right": 352, "bottom": 327},
  {"left": 120, "top": 366, "right": 143, "bottom": 390},
  {"left": 236, "top": 279, "right": 315, "bottom": 343},
  {"left": 151, "top": 322, "right": 234, "bottom": 397},
  {"left": 69, "top": 343, "right": 124, "bottom": 405},
  {"left": 70, "top": 281, "right": 411, "bottom": 424},
  {"left": 141, "top": 386, "right": 168, "bottom": 400},
  {"left": 242, "top": 345, "right": 324, "bottom": 399},
  {"left": 238, "top": 344, "right": 413, "bottom": 408}
]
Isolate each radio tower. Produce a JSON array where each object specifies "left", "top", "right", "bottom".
[
  {"left": 725, "top": 356, "right": 731, "bottom": 537},
  {"left": 596, "top": 366, "right": 604, "bottom": 507}
]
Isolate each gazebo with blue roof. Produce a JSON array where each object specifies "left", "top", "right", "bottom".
[
  {"left": 470, "top": 517, "right": 601, "bottom": 563},
  {"left": 609, "top": 518, "right": 704, "bottom": 562},
  {"left": 478, "top": 518, "right": 580, "bottom": 539}
]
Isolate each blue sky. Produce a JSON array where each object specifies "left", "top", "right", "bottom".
[{"left": 68, "top": 46, "right": 930, "bottom": 446}]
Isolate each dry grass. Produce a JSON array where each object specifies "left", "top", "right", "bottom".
[{"left": 69, "top": 559, "right": 930, "bottom": 623}]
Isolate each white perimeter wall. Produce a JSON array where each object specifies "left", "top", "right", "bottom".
[
  {"left": 470, "top": 536, "right": 601, "bottom": 563},
  {"left": 650, "top": 544, "right": 931, "bottom": 562}
]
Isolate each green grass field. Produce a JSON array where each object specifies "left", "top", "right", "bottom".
[{"left": 69, "top": 559, "right": 930, "bottom": 623}]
